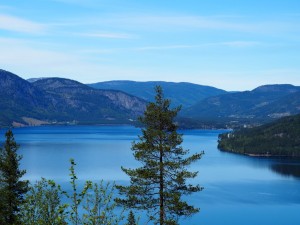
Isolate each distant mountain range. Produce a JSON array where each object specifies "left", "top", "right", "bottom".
[
  {"left": 182, "top": 84, "right": 300, "bottom": 126},
  {"left": 88, "top": 81, "right": 300, "bottom": 127},
  {"left": 0, "top": 69, "right": 146, "bottom": 127},
  {"left": 88, "top": 81, "right": 227, "bottom": 108},
  {"left": 1, "top": 69, "right": 300, "bottom": 128}
]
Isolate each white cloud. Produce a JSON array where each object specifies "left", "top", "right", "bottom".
[
  {"left": 91, "top": 13, "right": 300, "bottom": 36},
  {"left": 221, "top": 41, "right": 261, "bottom": 47},
  {"left": 135, "top": 45, "right": 197, "bottom": 51},
  {"left": 0, "top": 14, "right": 45, "bottom": 34},
  {"left": 77, "top": 41, "right": 262, "bottom": 56},
  {"left": 50, "top": 0, "right": 96, "bottom": 5},
  {"left": 102, "top": 14, "right": 268, "bottom": 33},
  {"left": 0, "top": 38, "right": 147, "bottom": 83},
  {"left": 79, "top": 32, "right": 136, "bottom": 39},
  {"left": 135, "top": 41, "right": 261, "bottom": 51}
]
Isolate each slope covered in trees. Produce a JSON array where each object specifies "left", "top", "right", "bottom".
[{"left": 218, "top": 114, "right": 300, "bottom": 157}]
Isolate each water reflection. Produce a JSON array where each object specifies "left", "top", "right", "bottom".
[
  {"left": 270, "top": 163, "right": 300, "bottom": 179},
  {"left": 218, "top": 148, "right": 300, "bottom": 179}
]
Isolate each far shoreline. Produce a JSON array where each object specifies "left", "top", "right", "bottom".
[
  {"left": 219, "top": 148, "right": 300, "bottom": 159},
  {"left": 8, "top": 122, "right": 229, "bottom": 130}
]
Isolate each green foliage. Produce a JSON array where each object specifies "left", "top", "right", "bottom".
[
  {"left": 218, "top": 114, "right": 300, "bottom": 156},
  {"left": 20, "top": 178, "right": 68, "bottom": 225},
  {"left": 65, "top": 159, "right": 125, "bottom": 225},
  {"left": 116, "top": 86, "right": 203, "bottom": 225},
  {"left": 82, "top": 180, "right": 124, "bottom": 225},
  {"left": 0, "top": 129, "right": 29, "bottom": 225},
  {"left": 66, "top": 158, "right": 92, "bottom": 225},
  {"left": 20, "top": 159, "right": 125, "bottom": 225}
]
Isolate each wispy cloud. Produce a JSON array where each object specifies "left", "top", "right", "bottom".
[
  {"left": 51, "top": 0, "right": 96, "bottom": 5},
  {"left": 100, "top": 14, "right": 298, "bottom": 35},
  {"left": 46, "top": 14, "right": 256, "bottom": 33},
  {"left": 0, "top": 37, "right": 144, "bottom": 82},
  {"left": 105, "top": 14, "right": 249, "bottom": 32},
  {"left": 78, "top": 41, "right": 261, "bottom": 55},
  {"left": 0, "top": 14, "right": 45, "bottom": 34},
  {"left": 221, "top": 41, "right": 261, "bottom": 47},
  {"left": 79, "top": 32, "right": 136, "bottom": 39},
  {"left": 135, "top": 41, "right": 261, "bottom": 51},
  {"left": 135, "top": 44, "right": 197, "bottom": 51}
]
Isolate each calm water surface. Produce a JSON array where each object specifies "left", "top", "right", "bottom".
[{"left": 2, "top": 126, "right": 300, "bottom": 225}]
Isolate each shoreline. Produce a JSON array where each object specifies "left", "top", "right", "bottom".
[
  {"left": 219, "top": 148, "right": 300, "bottom": 158},
  {"left": 8, "top": 122, "right": 229, "bottom": 130}
]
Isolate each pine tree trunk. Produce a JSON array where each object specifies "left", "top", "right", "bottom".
[{"left": 159, "top": 140, "right": 164, "bottom": 225}]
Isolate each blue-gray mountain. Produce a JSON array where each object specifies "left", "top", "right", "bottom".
[
  {"left": 1, "top": 69, "right": 300, "bottom": 128},
  {"left": 0, "top": 69, "right": 146, "bottom": 127},
  {"left": 87, "top": 80, "right": 227, "bottom": 108},
  {"left": 182, "top": 84, "right": 300, "bottom": 126}
]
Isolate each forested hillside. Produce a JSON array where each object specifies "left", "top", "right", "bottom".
[{"left": 218, "top": 114, "right": 300, "bottom": 157}]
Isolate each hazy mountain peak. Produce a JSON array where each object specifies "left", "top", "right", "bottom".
[
  {"left": 32, "top": 77, "right": 89, "bottom": 91},
  {"left": 27, "top": 77, "right": 50, "bottom": 83},
  {"left": 88, "top": 80, "right": 227, "bottom": 108},
  {"left": 252, "top": 84, "right": 300, "bottom": 93}
]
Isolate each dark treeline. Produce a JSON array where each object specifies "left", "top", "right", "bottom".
[{"left": 218, "top": 114, "right": 300, "bottom": 157}]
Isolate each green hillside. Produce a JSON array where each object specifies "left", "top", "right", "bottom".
[{"left": 218, "top": 114, "right": 300, "bottom": 157}]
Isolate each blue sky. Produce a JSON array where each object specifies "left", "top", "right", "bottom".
[{"left": 0, "top": 0, "right": 300, "bottom": 90}]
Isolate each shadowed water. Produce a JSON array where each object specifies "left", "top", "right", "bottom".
[{"left": 2, "top": 126, "right": 300, "bottom": 225}]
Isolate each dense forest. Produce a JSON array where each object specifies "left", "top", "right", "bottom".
[{"left": 218, "top": 114, "right": 300, "bottom": 157}]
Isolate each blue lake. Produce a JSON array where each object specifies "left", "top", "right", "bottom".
[{"left": 2, "top": 126, "right": 300, "bottom": 225}]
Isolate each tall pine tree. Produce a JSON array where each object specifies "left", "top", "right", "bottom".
[
  {"left": 0, "top": 130, "right": 28, "bottom": 225},
  {"left": 116, "top": 86, "right": 203, "bottom": 225}
]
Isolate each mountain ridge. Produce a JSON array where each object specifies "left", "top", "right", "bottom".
[
  {"left": 2, "top": 69, "right": 300, "bottom": 128},
  {"left": 87, "top": 80, "right": 228, "bottom": 109},
  {"left": 0, "top": 69, "right": 147, "bottom": 127},
  {"left": 182, "top": 84, "right": 300, "bottom": 126}
]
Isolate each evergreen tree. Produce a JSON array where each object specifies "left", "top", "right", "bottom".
[
  {"left": 126, "top": 210, "right": 137, "bottom": 225},
  {"left": 0, "top": 130, "right": 29, "bottom": 225},
  {"left": 116, "top": 86, "right": 203, "bottom": 225}
]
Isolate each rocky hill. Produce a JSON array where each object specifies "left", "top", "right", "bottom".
[
  {"left": 0, "top": 69, "right": 146, "bottom": 127},
  {"left": 88, "top": 80, "right": 227, "bottom": 109}
]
